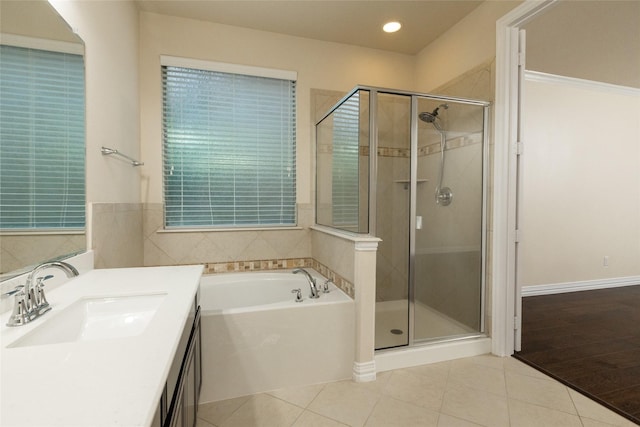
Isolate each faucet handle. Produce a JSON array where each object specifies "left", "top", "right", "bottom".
[
  {"left": 291, "top": 288, "right": 303, "bottom": 302},
  {"left": 34, "top": 276, "right": 53, "bottom": 315},
  {"left": 323, "top": 279, "right": 332, "bottom": 293},
  {"left": 2, "top": 285, "right": 24, "bottom": 298},
  {"left": 6, "top": 288, "right": 29, "bottom": 327},
  {"left": 35, "top": 275, "right": 54, "bottom": 289}
]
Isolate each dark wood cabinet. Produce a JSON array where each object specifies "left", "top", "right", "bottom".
[{"left": 156, "top": 293, "right": 201, "bottom": 427}]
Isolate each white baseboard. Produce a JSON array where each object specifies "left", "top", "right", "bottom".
[
  {"left": 352, "top": 360, "right": 376, "bottom": 383},
  {"left": 522, "top": 276, "right": 640, "bottom": 297}
]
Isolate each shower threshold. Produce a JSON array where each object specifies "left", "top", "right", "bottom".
[{"left": 375, "top": 299, "right": 477, "bottom": 350}]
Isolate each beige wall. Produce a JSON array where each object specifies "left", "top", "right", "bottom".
[
  {"left": 414, "top": 1, "right": 520, "bottom": 93},
  {"left": 524, "top": 1, "right": 640, "bottom": 89},
  {"left": 0, "top": 1, "right": 80, "bottom": 43},
  {"left": 50, "top": 0, "right": 141, "bottom": 205},
  {"left": 50, "top": 0, "right": 143, "bottom": 268},
  {"left": 520, "top": 76, "right": 640, "bottom": 285}
]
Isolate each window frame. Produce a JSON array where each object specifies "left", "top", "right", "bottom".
[{"left": 160, "top": 56, "right": 298, "bottom": 230}]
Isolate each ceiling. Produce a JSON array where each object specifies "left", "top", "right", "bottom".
[{"left": 135, "top": 0, "right": 483, "bottom": 55}]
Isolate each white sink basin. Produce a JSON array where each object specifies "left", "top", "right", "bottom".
[{"left": 8, "top": 294, "right": 167, "bottom": 348}]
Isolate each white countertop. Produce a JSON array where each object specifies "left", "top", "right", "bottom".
[{"left": 0, "top": 265, "right": 203, "bottom": 427}]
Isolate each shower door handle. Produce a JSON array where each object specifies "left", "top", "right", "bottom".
[{"left": 416, "top": 216, "right": 423, "bottom": 230}]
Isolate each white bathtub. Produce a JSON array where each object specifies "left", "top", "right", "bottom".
[{"left": 199, "top": 269, "right": 355, "bottom": 403}]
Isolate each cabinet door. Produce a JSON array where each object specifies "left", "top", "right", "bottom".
[
  {"left": 195, "top": 320, "right": 202, "bottom": 396},
  {"left": 170, "top": 386, "right": 184, "bottom": 427},
  {"left": 183, "top": 347, "right": 196, "bottom": 427},
  {"left": 184, "top": 311, "right": 201, "bottom": 427}
]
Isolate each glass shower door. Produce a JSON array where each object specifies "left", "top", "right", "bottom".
[
  {"left": 374, "top": 92, "right": 411, "bottom": 350},
  {"left": 413, "top": 97, "right": 485, "bottom": 342}
]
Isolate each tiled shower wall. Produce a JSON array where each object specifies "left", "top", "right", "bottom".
[
  {"left": 375, "top": 94, "right": 411, "bottom": 302},
  {"left": 431, "top": 59, "right": 496, "bottom": 333}
]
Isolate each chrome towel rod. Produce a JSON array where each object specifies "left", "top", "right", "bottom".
[{"left": 101, "top": 146, "right": 144, "bottom": 167}]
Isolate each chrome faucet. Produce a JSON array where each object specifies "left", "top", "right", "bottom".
[
  {"left": 293, "top": 268, "right": 319, "bottom": 299},
  {"left": 5, "top": 261, "right": 79, "bottom": 327}
]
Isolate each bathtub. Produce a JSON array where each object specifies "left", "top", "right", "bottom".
[{"left": 199, "top": 269, "right": 355, "bottom": 403}]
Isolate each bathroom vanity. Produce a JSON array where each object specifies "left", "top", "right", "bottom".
[
  {"left": 156, "top": 287, "right": 202, "bottom": 427},
  {"left": 0, "top": 265, "right": 203, "bottom": 427}
]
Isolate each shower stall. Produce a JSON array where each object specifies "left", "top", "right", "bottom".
[{"left": 316, "top": 86, "right": 489, "bottom": 351}]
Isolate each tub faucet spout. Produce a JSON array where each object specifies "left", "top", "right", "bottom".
[{"left": 293, "top": 268, "right": 319, "bottom": 299}]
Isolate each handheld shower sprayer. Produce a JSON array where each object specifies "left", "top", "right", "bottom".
[
  {"left": 418, "top": 103, "right": 449, "bottom": 124},
  {"left": 418, "top": 103, "right": 453, "bottom": 206}
]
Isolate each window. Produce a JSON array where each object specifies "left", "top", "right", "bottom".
[
  {"left": 332, "top": 92, "right": 360, "bottom": 229},
  {"left": 0, "top": 44, "right": 85, "bottom": 230},
  {"left": 161, "top": 58, "right": 296, "bottom": 228}
]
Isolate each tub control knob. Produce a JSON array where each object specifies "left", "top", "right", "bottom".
[
  {"left": 323, "top": 279, "right": 332, "bottom": 293},
  {"left": 291, "top": 288, "right": 303, "bottom": 302}
]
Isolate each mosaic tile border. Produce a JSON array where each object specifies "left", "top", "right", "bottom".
[
  {"left": 203, "top": 257, "right": 355, "bottom": 299},
  {"left": 354, "top": 137, "right": 483, "bottom": 159},
  {"left": 320, "top": 137, "right": 480, "bottom": 160}
]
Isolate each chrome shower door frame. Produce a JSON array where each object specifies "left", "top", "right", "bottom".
[
  {"left": 408, "top": 94, "right": 491, "bottom": 346},
  {"left": 315, "top": 85, "right": 490, "bottom": 350}
]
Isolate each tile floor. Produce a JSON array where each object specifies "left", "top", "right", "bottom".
[{"left": 196, "top": 355, "right": 637, "bottom": 427}]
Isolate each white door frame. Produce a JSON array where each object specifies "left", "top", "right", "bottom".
[{"left": 491, "top": 0, "right": 557, "bottom": 356}]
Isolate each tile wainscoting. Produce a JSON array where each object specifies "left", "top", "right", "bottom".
[{"left": 203, "top": 257, "right": 355, "bottom": 298}]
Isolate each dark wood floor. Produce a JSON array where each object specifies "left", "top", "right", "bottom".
[{"left": 514, "top": 285, "right": 640, "bottom": 425}]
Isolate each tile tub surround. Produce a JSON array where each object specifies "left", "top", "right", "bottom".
[
  {"left": 90, "top": 202, "right": 143, "bottom": 268},
  {"left": 203, "top": 257, "right": 355, "bottom": 298},
  {"left": 0, "top": 233, "right": 85, "bottom": 276},
  {"left": 1, "top": 265, "right": 203, "bottom": 427},
  {"left": 143, "top": 202, "right": 314, "bottom": 267},
  {"left": 196, "top": 355, "right": 636, "bottom": 427}
]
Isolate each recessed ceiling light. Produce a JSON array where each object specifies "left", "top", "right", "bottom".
[{"left": 383, "top": 21, "right": 402, "bottom": 33}]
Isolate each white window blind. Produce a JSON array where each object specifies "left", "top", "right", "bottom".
[
  {"left": 332, "top": 92, "right": 360, "bottom": 228},
  {"left": 162, "top": 65, "right": 296, "bottom": 228},
  {"left": 0, "top": 45, "right": 85, "bottom": 230}
]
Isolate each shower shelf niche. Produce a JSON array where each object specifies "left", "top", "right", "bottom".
[{"left": 395, "top": 179, "right": 428, "bottom": 190}]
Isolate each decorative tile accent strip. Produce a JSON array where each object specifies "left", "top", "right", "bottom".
[
  {"left": 202, "top": 257, "right": 355, "bottom": 299},
  {"left": 203, "top": 257, "right": 311, "bottom": 274},
  {"left": 377, "top": 147, "right": 410, "bottom": 158},
  {"left": 310, "top": 259, "right": 354, "bottom": 299},
  {"left": 419, "top": 133, "right": 482, "bottom": 156},
  {"left": 359, "top": 134, "right": 482, "bottom": 159}
]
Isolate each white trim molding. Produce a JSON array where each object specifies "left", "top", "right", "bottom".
[
  {"left": 0, "top": 33, "right": 83, "bottom": 55},
  {"left": 522, "top": 276, "right": 640, "bottom": 297},
  {"left": 525, "top": 70, "right": 640, "bottom": 97},
  {"left": 493, "top": 0, "right": 558, "bottom": 357},
  {"left": 352, "top": 360, "right": 376, "bottom": 383},
  {"left": 310, "top": 225, "right": 381, "bottom": 247},
  {"left": 160, "top": 55, "right": 297, "bottom": 81}
]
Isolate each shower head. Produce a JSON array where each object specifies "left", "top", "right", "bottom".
[
  {"left": 418, "top": 111, "right": 438, "bottom": 123},
  {"left": 419, "top": 103, "right": 449, "bottom": 123}
]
